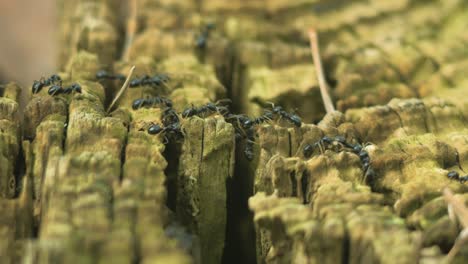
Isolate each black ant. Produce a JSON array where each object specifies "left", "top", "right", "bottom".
[
  {"left": 224, "top": 114, "right": 251, "bottom": 141},
  {"left": 447, "top": 171, "right": 468, "bottom": 183},
  {"left": 129, "top": 74, "right": 170, "bottom": 88},
  {"left": 195, "top": 23, "right": 215, "bottom": 49},
  {"left": 271, "top": 105, "right": 302, "bottom": 127},
  {"left": 303, "top": 136, "right": 333, "bottom": 158},
  {"left": 162, "top": 107, "right": 180, "bottom": 127},
  {"left": 243, "top": 111, "right": 275, "bottom": 129},
  {"left": 147, "top": 122, "right": 183, "bottom": 144},
  {"left": 182, "top": 99, "right": 231, "bottom": 118},
  {"left": 96, "top": 70, "right": 126, "bottom": 81},
  {"left": 48, "top": 83, "right": 82, "bottom": 96},
  {"left": 132, "top": 96, "right": 173, "bottom": 110},
  {"left": 32, "top": 74, "right": 61, "bottom": 94},
  {"left": 302, "top": 136, "right": 376, "bottom": 181}
]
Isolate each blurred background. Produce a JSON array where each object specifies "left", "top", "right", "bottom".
[{"left": 0, "top": 0, "right": 56, "bottom": 87}]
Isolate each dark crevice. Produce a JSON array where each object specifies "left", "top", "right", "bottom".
[
  {"left": 119, "top": 123, "right": 130, "bottom": 183},
  {"left": 164, "top": 142, "right": 182, "bottom": 212},
  {"left": 14, "top": 140, "right": 26, "bottom": 199},
  {"left": 300, "top": 170, "right": 309, "bottom": 204},
  {"left": 341, "top": 228, "right": 350, "bottom": 264},
  {"left": 289, "top": 172, "right": 297, "bottom": 197}
]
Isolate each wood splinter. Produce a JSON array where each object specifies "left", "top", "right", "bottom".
[{"left": 308, "top": 29, "right": 335, "bottom": 114}]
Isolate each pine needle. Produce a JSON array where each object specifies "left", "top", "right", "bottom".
[
  {"left": 107, "top": 65, "right": 135, "bottom": 113},
  {"left": 308, "top": 29, "right": 335, "bottom": 114},
  {"left": 121, "top": 0, "right": 137, "bottom": 61}
]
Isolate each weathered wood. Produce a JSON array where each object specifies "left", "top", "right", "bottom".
[
  {"left": 177, "top": 116, "right": 235, "bottom": 264},
  {"left": 4, "top": 0, "right": 468, "bottom": 263},
  {"left": 0, "top": 82, "right": 21, "bottom": 198}
]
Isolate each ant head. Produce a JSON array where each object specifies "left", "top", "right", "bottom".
[
  {"left": 243, "top": 119, "right": 253, "bottom": 129},
  {"left": 206, "top": 102, "right": 217, "bottom": 111},
  {"left": 96, "top": 70, "right": 108, "bottom": 79},
  {"left": 165, "top": 100, "right": 173, "bottom": 108},
  {"left": 32, "top": 81, "right": 42, "bottom": 93},
  {"left": 182, "top": 107, "right": 196, "bottom": 118},
  {"left": 321, "top": 136, "right": 332, "bottom": 143},
  {"left": 129, "top": 79, "right": 140, "bottom": 87},
  {"left": 72, "top": 83, "right": 82, "bottom": 93},
  {"left": 50, "top": 74, "right": 61, "bottom": 82},
  {"left": 290, "top": 115, "right": 302, "bottom": 127}
]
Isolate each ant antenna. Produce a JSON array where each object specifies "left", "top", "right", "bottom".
[
  {"left": 121, "top": 0, "right": 138, "bottom": 61},
  {"left": 308, "top": 29, "right": 335, "bottom": 114},
  {"left": 107, "top": 65, "right": 135, "bottom": 113}
]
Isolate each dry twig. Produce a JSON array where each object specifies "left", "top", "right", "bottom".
[
  {"left": 121, "top": 0, "right": 137, "bottom": 61},
  {"left": 308, "top": 29, "right": 335, "bottom": 114},
  {"left": 443, "top": 188, "right": 468, "bottom": 263},
  {"left": 107, "top": 65, "right": 135, "bottom": 113}
]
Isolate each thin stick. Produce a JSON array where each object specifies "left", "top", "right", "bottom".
[
  {"left": 121, "top": 0, "right": 137, "bottom": 61},
  {"left": 443, "top": 188, "right": 468, "bottom": 262},
  {"left": 444, "top": 188, "right": 468, "bottom": 228},
  {"left": 107, "top": 66, "right": 135, "bottom": 113},
  {"left": 308, "top": 29, "right": 335, "bottom": 114}
]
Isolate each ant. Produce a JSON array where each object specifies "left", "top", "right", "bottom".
[
  {"left": 223, "top": 113, "right": 252, "bottom": 141},
  {"left": 243, "top": 111, "right": 275, "bottom": 129},
  {"left": 48, "top": 83, "right": 82, "bottom": 96},
  {"left": 132, "top": 96, "right": 173, "bottom": 110},
  {"left": 96, "top": 70, "right": 126, "bottom": 81},
  {"left": 302, "top": 136, "right": 376, "bottom": 181},
  {"left": 447, "top": 171, "right": 468, "bottom": 183},
  {"left": 303, "top": 136, "right": 333, "bottom": 158},
  {"left": 270, "top": 105, "right": 302, "bottom": 127},
  {"left": 195, "top": 23, "right": 215, "bottom": 49},
  {"left": 129, "top": 74, "right": 170, "bottom": 88},
  {"left": 32, "top": 74, "right": 61, "bottom": 94},
  {"left": 181, "top": 99, "right": 231, "bottom": 118},
  {"left": 147, "top": 122, "right": 184, "bottom": 144}
]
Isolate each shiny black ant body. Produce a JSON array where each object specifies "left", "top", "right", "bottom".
[
  {"left": 195, "top": 23, "right": 215, "bottom": 49},
  {"left": 270, "top": 105, "right": 302, "bottom": 127},
  {"left": 243, "top": 111, "right": 275, "bottom": 129},
  {"left": 96, "top": 70, "right": 126, "bottom": 81},
  {"left": 129, "top": 74, "right": 170, "bottom": 88},
  {"left": 447, "top": 171, "right": 468, "bottom": 183},
  {"left": 224, "top": 114, "right": 251, "bottom": 141},
  {"left": 48, "top": 83, "right": 82, "bottom": 96},
  {"left": 302, "top": 136, "right": 376, "bottom": 181},
  {"left": 132, "top": 96, "right": 173, "bottom": 110},
  {"left": 32, "top": 74, "right": 61, "bottom": 94},
  {"left": 147, "top": 121, "right": 183, "bottom": 144},
  {"left": 302, "top": 136, "right": 333, "bottom": 158},
  {"left": 447, "top": 171, "right": 459, "bottom": 180}
]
